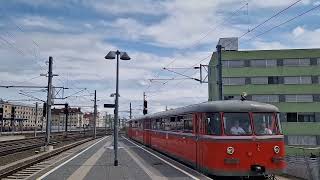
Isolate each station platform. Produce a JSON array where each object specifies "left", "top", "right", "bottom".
[{"left": 37, "top": 135, "right": 211, "bottom": 180}]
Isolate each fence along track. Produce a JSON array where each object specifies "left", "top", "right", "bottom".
[{"left": 285, "top": 146, "right": 320, "bottom": 180}]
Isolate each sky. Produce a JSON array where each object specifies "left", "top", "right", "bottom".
[{"left": 0, "top": 0, "right": 320, "bottom": 118}]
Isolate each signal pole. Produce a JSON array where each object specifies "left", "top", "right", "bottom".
[
  {"left": 129, "top": 102, "right": 132, "bottom": 119},
  {"left": 34, "top": 102, "right": 38, "bottom": 137},
  {"left": 93, "top": 90, "right": 97, "bottom": 139},
  {"left": 64, "top": 103, "right": 69, "bottom": 135},
  {"left": 45, "top": 56, "right": 53, "bottom": 146}
]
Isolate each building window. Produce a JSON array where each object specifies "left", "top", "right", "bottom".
[
  {"left": 252, "top": 95, "right": 279, "bottom": 102},
  {"left": 223, "top": 77, "right": 245, "bottom": 85},
  {"left": 251, "top": 77, "right": 268, "bottom": 84},
  {"left": 285, "top": 95, "right": 313, "bottom": 102},
  {"left": 298, "top": 113, "right": 315, "bottom": 122},
  {"left": 250, "top": 59, "right": 277, "bottom": 67},
  {"left": 317, "top": 58, "right": 320, "bottom": 65},
  {"left": 223, "top": 60, "right": 244, "bottom": 68},
  {"left": 284, "top": 76, "right": 312, "bottom": 84},
  {"left": 268, "top": 76, "right": 280, "bottom": 84},
  {"left": 283, "top": 58, "right": 310, "bottom": 66}
]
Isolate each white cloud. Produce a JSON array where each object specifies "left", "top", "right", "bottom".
[
  {"left": 247, "top": 40, "right": 289, "bottom": 50},
  {"left": 288, "top": 27, "right": 320, "bottom": 47},
  {"left": 313, "top": 1, "right": 320, "bottom": 6},
  {"left": 87, "top": 0, "right": 165, "bottom": 15},
  {"left": 249, "top": 0, "right": 311, "bottom": 8},
  {"left": 18, "top": 16, "right": 65, "bottom": 31},
  {"left": 292, "top": 26, "right": 305, "bottom": 36}
]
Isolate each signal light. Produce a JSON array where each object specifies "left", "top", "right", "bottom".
[
  {"left": 43, "top": 103, "right": 47, "bottom": 117},
  {"left": 143, "top": 100, "right": 147, "bottom": 115},
  {"left": 64, "top": 103, "right": 69, "bottom": 114}
]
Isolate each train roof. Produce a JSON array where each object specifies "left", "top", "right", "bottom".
[{"left": 129, "top": 100, "right": 279, "bottom": 122}]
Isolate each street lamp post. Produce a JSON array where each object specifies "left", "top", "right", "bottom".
[{"left": 105, "top": 50, "right": 130, "bottom": 166}]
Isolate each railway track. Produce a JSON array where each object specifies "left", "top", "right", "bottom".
[
  {"left": 0, "top": 130, "right": 106, "bottom": 157},
  {"left": 0, "top": 133, "right": 109, "bottom": 179}
]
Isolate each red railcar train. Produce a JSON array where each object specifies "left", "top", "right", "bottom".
[{"left": 126, "top": 100, "right": 285, "bottom": 177}]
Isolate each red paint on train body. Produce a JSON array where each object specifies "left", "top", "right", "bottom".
[{"left": 126, "top": 101, "right": 286, "bottom": 177}]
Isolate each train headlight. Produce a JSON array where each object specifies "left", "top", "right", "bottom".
[
  {"left": 274, "top": 146, "right": 280, "bottom": 154},
  {"left": 227, "top": 147, "right": 235, "bottom": 155}
]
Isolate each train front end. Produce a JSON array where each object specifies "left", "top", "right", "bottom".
[{"left": 202, "top": 110, "right": 286, "bottom": 177}]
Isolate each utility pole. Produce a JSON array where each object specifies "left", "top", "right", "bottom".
[
  {"left": 45, "top": 56, "right": 53, "bottom": 146},
  {"left": 42, "top": 102, "right": 46, "bottom": 133},
  {"left": 34, "top": 102, "right": 38, "bottom": 137},
  {"left": 129, "top": 102, "right": 132, "bottom": 119},
  {"left": 105, "top": 112, "right": 107, "bottom": 134},
  {"left": 93, "top": 90, "right": 97, "bottom": 139},
  {"left": 216, "top": 45, "right": 223, "bottom": 100},
  {"left": 11, "top": 106, "right": 15, "bottom": 134},
  {"left": 64, "top": 103, "right": 69, "bottom": 135}
]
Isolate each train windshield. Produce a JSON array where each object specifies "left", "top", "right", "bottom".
[
  {"left": 223, "top": 113, "right": 252, "bottom": 135},
  {"left": 252, "top": 113, "right": 279, "bottom": 135}
]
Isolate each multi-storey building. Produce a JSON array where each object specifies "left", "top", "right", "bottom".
[
  {"left": 0, "top": 100, "right": 45, "bottom": 130},
  {"left": 208, "top": 42, "right": 320, "bottom": 122},
  {"left": 51, "top": 107, "right": 84, "bottom": 129},
  {"left": 83, "top": 112, "right": 94, "bottom": 128}
]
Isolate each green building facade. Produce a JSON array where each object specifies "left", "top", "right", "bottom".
[{"left": 208, "top": 48, "right": 320, "bottom": 122}]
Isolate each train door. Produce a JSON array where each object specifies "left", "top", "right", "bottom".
[{"left": 194, "top": 113, "right": 205, "bottom": 171}]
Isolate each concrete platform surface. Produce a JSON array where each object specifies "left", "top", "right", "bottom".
[{"left": 37, "top": 136, "right": 211, "bottom": 180}]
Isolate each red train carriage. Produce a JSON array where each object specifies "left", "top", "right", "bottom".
[{"left": 127, "top": 100, "right": 285, "bottom": 177}]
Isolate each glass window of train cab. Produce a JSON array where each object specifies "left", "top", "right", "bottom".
[
  {"left": 206, "top": 113, "right": 222, "bottom": 135},
  {"left": 277, "top": 113, "right": 283, "bottom": 134},
  {"left": 252, "top": 113, "right": 279, "bottom": 135},
  {"left": 183, "top": 114, "right": 193, "bottom": 133},
  {"left": 223, "top": 113, "right": 252, "bottom": 135}
]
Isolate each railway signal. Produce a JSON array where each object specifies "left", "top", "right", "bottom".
[{"left": 143, "top": 92, "right": 147, "bottom": 115}]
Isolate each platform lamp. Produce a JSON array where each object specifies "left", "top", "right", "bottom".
[{"left": 105, "top": 50, "right": 131, "bottom": 166}]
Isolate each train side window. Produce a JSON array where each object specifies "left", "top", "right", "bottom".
[
  {"left": 163, "top": 117, "right": 170, "bottom": 131},
  {"left": 170, "top": 117, "right": 176, "bottom": 131},
  {"left": 160, "top": 118, "right": 165, "bottom": 130},
  {"left": 206, "top": 113, "right": 221, "bottom": 135},
  {"left": 176, "top": 116, "right": 183, "bottom": 131},
  {"left": 183, "top": 114, "right": 193, "bottom": 133},
  {"left": 151, "top": 119, "right": 157, "bottom": 130}
]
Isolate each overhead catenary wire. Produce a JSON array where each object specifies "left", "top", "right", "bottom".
[
  {"left": 145, "top": 2, "right": 249, "bottom": 91},
  {"left": 161, "top": 0, "right": 304, "bottom": 83},
  {"left": 223, "top": 0, "right": 303, "bottom": 49},
  {"left": 146, "top": 0, "right": 304, "bottom": 99},
  {"left": 246, "top": 3, "right": 320, "bottom": 41},
  {"left": 146, "top": 53, "right": 211, "bottom": 93}
]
